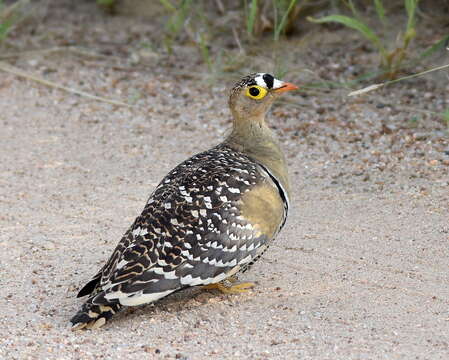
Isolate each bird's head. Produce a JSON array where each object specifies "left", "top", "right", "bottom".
[{"left": 229, "top": 73, "right": 298, "bottom": 120}]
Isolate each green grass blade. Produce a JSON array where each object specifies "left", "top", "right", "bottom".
[
  {"left": 346, "top": 0, "right": 359, "bottom": 18},
  {"left": 417, "top": 34, "right": 449, "bottom": 60},
  {"left": 373, "top": 0, "right": 386, "bottom": 25},
  {"left": 274, "top": 0, "right": 299, "bottom": 41},
  {"left": 308, "top": 14, "right": 386, "bottom": 57},
  {"left": 97, "top": 0, "right": 115, "bottom": 6},
  {"left": 0, "top": 20, "right": 13, "bottom": 41},
  {"left": 159, "top": 0, "right": 176, "bottom": 12},
  {"left": 0, "top": 0, "right": 18, "bottom": 42},
  {"left": 405, "top": 0, "right": 418, "bottom": 33},
  {"left": 246, "top": 0, "right": 258, "bottom": 37},
  {"left": 199, "top": 32, "right": 212, "bottom": 71},
  {"left": 166, "top": 0, "right": 191, "bottom": 36},
  {"left": 158, "top": 0, "right": 176, "bottom": 12}
]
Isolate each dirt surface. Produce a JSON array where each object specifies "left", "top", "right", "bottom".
[{"left": 0, "top": 1, "right": 448, "bottom": 359}]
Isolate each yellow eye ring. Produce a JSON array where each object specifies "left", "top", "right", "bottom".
[{"left": 245, "top": 85, "right": 268, "bottom": 100}]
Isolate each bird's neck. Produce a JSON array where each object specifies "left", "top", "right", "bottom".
[{"left": 225, "top": 114, "right": 290, "bottom": 195}]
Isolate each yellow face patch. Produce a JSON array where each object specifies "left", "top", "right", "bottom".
[{"left": 245, "top": 85, "right": 268, "bottom": 100}]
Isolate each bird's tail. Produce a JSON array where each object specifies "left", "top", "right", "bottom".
[{"left": 70, "top": 299, "right": 122, "bottom": 330}]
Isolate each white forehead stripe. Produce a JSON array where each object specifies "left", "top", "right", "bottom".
[
  {"left": 272, "top": 78, "right": 284, "bottom": 89},
  {"left": 255, "top": 75, "right": 268, "bottom": 88},
  {"left": 254, "top": 73, "right": 285, "bottom": 90}
]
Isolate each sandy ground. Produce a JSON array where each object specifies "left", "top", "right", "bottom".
[{"left": 1, "top": 1, "right": 448, "bottom": 359}]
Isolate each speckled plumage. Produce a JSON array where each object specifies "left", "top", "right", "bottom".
[{"left": 71, "top": 73, "right": 296, "bottom": 329}]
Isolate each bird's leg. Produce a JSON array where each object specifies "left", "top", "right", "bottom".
[{"left": 203, "top": 276, "right": 255, "bottom": 294}]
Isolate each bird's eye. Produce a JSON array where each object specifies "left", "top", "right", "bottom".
[{"left": 245, "top": 85, "right": 267, "bottom": 100}]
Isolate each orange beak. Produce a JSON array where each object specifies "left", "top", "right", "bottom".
[{"left": 274, "top": 82, "right": 299, "bottom": 93}]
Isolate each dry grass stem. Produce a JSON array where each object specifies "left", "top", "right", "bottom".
[
  {"left": 348, "top": 83, "right": 384, "bottom": 96},
  {"left": 0, "top": 0, "right": 29, "bottom": 20},
  {"left": 348, "top": 62, "right": 449, "bottom": 97},
  {"left": 0, "top": 61, "right": 132, "bottom": 107},
  {"left": 0, "top": 46, "right": 114, "bottom": 60},
  {"left": 232, "top": 27, "right": 245, "bottom": 54}
]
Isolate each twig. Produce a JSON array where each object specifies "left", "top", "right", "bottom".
[{"left": 0, "top": 61, "right": 132, "bottom": 108}]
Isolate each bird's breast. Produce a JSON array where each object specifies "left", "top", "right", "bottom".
[{"left": 238, "top": 181, "right": 285, "bottom": 239}]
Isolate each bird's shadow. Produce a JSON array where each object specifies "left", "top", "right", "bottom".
[{"left": 104, "top": 285, "right": 254, "bottom": 328}]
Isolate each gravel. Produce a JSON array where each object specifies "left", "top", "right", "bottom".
[{"left": 0, "top": 1, "right": 448, "bottom": 359}]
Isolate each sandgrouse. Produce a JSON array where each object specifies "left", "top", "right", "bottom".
[{"left": 71, "top": 73, "right": 298, "bottom": 330}]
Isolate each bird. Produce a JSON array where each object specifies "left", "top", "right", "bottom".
[{"left": 70, "top": 73, "right": 298, "bottom": 330}]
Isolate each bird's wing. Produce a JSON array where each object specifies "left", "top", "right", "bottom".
[{"left": 81, "top": 145, "right": 288, "bottom": 306}]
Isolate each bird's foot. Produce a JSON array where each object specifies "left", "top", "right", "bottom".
[
  {"left": 71, "top": 317, "right": 106, "bottom": 331},
  {"left": 203, "top": 280, "right": 255, "bottom": 294},
  {"left": 86, "top": 317, "right": 107, "bottom": 330}
]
